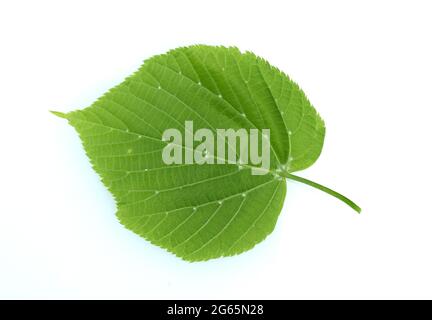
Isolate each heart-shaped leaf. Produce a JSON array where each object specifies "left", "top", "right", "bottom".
[{"left": 54, "top": 45, "right": 360, "bottom": 261}]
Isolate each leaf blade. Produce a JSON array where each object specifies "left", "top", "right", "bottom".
[{"left": 58, "top": 45, "right": 331, "bottom": 261}]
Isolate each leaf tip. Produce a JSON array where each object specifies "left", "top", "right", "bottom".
[{"left": 50, "top": 110, "right": 68, "bottom": 119}]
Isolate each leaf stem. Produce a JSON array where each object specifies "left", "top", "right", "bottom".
[{"left": 281, "top": 172, "right": 361, "bottom": 213}]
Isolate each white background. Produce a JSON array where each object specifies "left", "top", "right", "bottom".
[{"left": 1, "top": 0, "right": 431, "bottom": 299}]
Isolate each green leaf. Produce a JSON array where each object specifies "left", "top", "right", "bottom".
[{"left": 54, "top": 45, "right": 360, "bottom": 261}]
